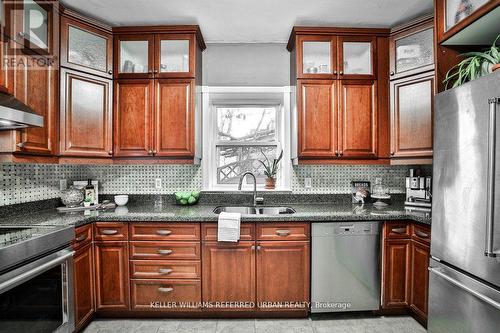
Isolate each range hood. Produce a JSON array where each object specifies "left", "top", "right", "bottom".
[{"left": 0, "top": 91, "right": 43, "bottom": 130}]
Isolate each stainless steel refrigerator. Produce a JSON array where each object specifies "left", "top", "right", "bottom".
[{"left": 430, "top": 71, "right": 500, "bottom": 333}]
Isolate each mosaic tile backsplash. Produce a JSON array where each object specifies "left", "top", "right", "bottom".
[{"left": 0, "top": 163, "right": 428, "bottom": 206}]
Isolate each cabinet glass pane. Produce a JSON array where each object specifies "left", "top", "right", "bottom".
[
  {"left": 23, "top": 0, "right": 49, "bottom": 51},
  {"left": 396, "top": 28, "right": 434, "bottom": 74},
  {"left": 68, "top": 26, "right": 107, "bottom": 72},
  {"left": 302, "top": 41, "right": 331, "bottom": 74},
  {"left": 120, "top": 40, "right": 149, "bottom": 73},
  {"left": 343, "top": 42, "right": 372, "bottom": 75},
  {"left": 446, "top": 0, "right": 488, "bottom": 31},
  {"left": 160, "top": 40, "right": 189, "bottom": 72}
]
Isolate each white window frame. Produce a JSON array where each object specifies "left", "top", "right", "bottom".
[{"left": 202, "top": 86, "right": 292, "bottom": 192}]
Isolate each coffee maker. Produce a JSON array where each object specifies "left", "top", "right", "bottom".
[{"left": 405, "top": 168, "right": 432, "bottom": 209}]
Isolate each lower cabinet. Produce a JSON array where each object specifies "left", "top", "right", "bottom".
[
  {"left": 73, "top": 242, "right": 94, "bottom": 331},
  {"left": 131, "top": 279, "right": 201, "bottom": 311},
  {"left": 382, "top": 221, "right": 430, "bottom": 324},
  {"left": 94, "top": 241, "right": 130, "bottom": 310},
  {"left": 256, "top": 241, "right": 310, "bottom": 310},
  {"left": 201, "top": 223, "right": 310, "bottom": 313},
  {"left": 202, "top": 241, "right": 256, "bottom": 308}
]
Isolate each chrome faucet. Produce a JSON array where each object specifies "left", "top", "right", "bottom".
[{"left": 238, "top": 172, "right": 264, "bottom": 206}]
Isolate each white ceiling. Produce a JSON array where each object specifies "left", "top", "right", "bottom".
[{"left": 61, "top": 0, "right": 434, "bottom": 43}]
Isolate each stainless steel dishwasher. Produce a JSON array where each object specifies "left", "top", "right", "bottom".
[{"left": 311, "top": 221, "right": 381, "bottom": 313}]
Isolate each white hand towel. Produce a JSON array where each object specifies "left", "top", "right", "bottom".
[{"left": 217, "top": 212, "right": 241, "bottom": 242}]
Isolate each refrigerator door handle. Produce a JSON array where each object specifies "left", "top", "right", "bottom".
[
  {"left": 485, "top": 97, "right": 500, "bottom": 257},
  {"left": 429, "top": 267, "right": 500, "bottom": 311}
]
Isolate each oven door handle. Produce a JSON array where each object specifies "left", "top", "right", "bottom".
[{"left": 0, "top": 250, "right": 74, "bottom": 293}]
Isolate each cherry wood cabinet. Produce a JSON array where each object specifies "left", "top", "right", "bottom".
[
  {"left": 114, "top": 79, "right": 154, "bottom": 157},
  {"left": 60, "top": 11, "right": 113, "bottom": 79},
  {"left": 339, "top": 80, "right": 377, "bottom": 158},
  {"left": 202, "top": 241, "right": 256, "bottom": 309},
  {"left": 410, "top": 239, "right": 430, "bottom": 322},
  {"left": 390, "top": 72, "right": 434, "bottom": 160},
  {"left": 131, "top": 279, "right": 201, "bottom": 311},
  {"left": 383, "top": 238, "right": 411, "bottom": 308},
  {"left": 382, "top": 221, "right": 431, "bottom": 325},
  {"left": 94, "top": 241, "right": 130, "bottom": 310},
  {"left": 297, "top": 80, "right": 338, "bottom": 159},
  {"left": 289, "top": 27, "right": 389, "bottom": 163},
  {"left": 73, "top": 242, "right": 94, "bottom": 331},
  {"left": 59, "top": 68, "right": 113, "bottom": 157},
  {"left": 154, "top": 79, "right": 194, "bottom": 157},
  {"left": 256, "top": 241, "right": 309, "bottom": 311}
]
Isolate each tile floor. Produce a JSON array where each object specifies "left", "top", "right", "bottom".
[{"left": 82, "top": 315, "right": 426, "bottom": 333}]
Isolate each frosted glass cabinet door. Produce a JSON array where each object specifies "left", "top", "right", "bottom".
[
  {"left": 341, "top": 41, "right": 373, "bottom": 76},
  {"left": 68, "top": 26, "right": 107, "bottom": 72},
  {"left": 301, "top": 41, "right": 332, "bottom": 75},
  {"left": 395, "top": 28, "right": 434, "bottom": 75},
  {"left": 119, "top": 40, "right": 150, "bottom": 74},
  {"left": 445, "top": 0, "right": 488, "bottom": 31},
  {"left": 160, "top": 40, "right": 190, "bottom": 73}
]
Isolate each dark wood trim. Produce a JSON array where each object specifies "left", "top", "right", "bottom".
[
  {"left": 297, "top": 158, "right": 391, "bottom": 165},
  {"left": 112, "top": 25, "right": 206, "bottom": 51},
  {"left": 287, "top": 26, "right": 390, "bottom": 51},
  {"left": 60, "top": 5, "right": 112, "bottom": 33},
  {"left": 390, "top": 13, "right": 434, "bottom": 35}
]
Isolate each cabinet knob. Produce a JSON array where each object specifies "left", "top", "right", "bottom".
[
  {"left": 339, "top": 71, "right": 343, "bottom": 75},
  {"left": 257, "top": 245, "right": 262, "bottom": 250},
  {"left": 17, "top": 31, "right": 25, "bottom": 39},
  {"left": 16, "top": 142, "right": 26, "bottom": 148},
  {"left": 108, "top": 150, "right": 113, "bottom": 155},
  {"left": 333, "top": 70, "right": 338, "bottom": 75},
  {"left": 390, "top": 71, "right": 395, "bottom": 76},
  {"left": 390, "top": 151, "right": 395, "bottom": 156},
  {"left": 153, "top": 150, "right": 157, "bottom": 155},
  {"left": 339, "top": 151, "right": 343, "bottom": 157},
  {"left": 108, "top": 70, "right": 113, "bottom": 75},
  {"left": 148, "top": 149, "right": 153, "bottom": 155},
  {"left": 335, "top": 150, "right": 339, "bottom": 156},
  {"left": 153, "top": 69, "right": 159, "bottom": 74}
]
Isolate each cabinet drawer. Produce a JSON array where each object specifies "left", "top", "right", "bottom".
[
  {"left": 94, "top": 222, "right": 128, "bottom": 241},
  {"left": 411, "top": 224, "right": 431, "bottom": 245},
  {"left": 130, "top": 242, "right": 200, "bottom": 260},
  {"left": 202, "top": 223, "right": 255, "bottom": 241},
  {"left": 384, "top": 222, "right": 411, "bottom": 239},
  {"left": 131, "top": 279, "right": 201, "bottom": 310},
  {"left": 256, "top": 223, "right": 310, "bottom": 241},
  {"left": 73, "top": 224, "right": 92, "bottom": 249},
  {"left": 130, "top": 260, "right": 201, "bottom": 279},
  {"left": 130, "top": 223, "right": 200, "bottom": 241}
]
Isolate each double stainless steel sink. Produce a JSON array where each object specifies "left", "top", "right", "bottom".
[{"left": 213, "top": 206, "right": 295, "bottom": 215}]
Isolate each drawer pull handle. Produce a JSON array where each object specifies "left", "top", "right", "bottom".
[
  {"left": 415, "top": 230, "right": 429, "bottom": 238},
  {"left": 157, "top": 249, "right": 173, "bottom": 255},
  {"left": 101, "top": 229, "right": 118, "bottom": 235},
  {"left": 156, "top": 230, "right": 172, "bottom": 236},
  {"left": 158, "top": 268, "right": 173, "bottom": 275},
  {"left": 275, "top": 229, "right": 291, "bottom": 237},
  {"left": 75, "top": 234, "right": 87, "bottom": 242},
  {"left": 158, "top": 287, "right": 173, "bottom": 293},
  {"left": 391, "top": 227, "right": 406, "bottom": 234}
]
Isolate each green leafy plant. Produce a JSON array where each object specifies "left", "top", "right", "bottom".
[
  {"left": 258, "top": 149, "right": 283, "bottom": 179},
  {"left": 443, "top": 34, "right": 500, "bottom": 90}
]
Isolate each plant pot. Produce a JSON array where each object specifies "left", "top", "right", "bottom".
[
  {"left": 492, "top": 64, "right": 500, "bottom": 72},
  {"left": 265, "top": 177, "right": 276, "bottom": 189}
]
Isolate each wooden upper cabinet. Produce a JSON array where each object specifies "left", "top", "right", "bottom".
[
  {"left": 115, "top": 34, "right": 154, "bottom": 79},
  {"left": 114, "top": 79, "right": 154, "bottom": 157},
  {"left": 256, "top": 241, "right": 310, "bottom": 311},
  {"left": 202, "top": 242, "right": 256, "bottom": 309},
  {"left": 154, "top": 79, "right": 194, "bottom": 157},
  {"left": 298, "top": 80, "right": 338, "bottom": 158},
  {"left": 60, "top": 68, "right": 113, "bottom": 157},
  {"left": 338, "top": 36, "right": 376, "bottom": 80},
  {"left": 338, "top": 80, "right": 377, "bottom": 159},
  {"left": 389, "top": 17, "right": 434, "bottom": 80},
  {"left": 60, "top": 14, "right": 113, "bottom": 78},
  {"left": 154, "top": 34, "right": 195, "bottom": 78},
  {"left": 297, "top": 35, "right": 337, "bottom": 79},
  {"left": 390, "top": 72, "right": 434, "bottom": 159}
]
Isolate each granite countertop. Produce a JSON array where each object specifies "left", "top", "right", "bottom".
[{"left": 0, "top": 195, "right": 431, "bottom": 228}]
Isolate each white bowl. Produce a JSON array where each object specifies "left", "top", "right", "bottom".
[{"left": 114, "top": 195, "right": 129, "bottom": 206}]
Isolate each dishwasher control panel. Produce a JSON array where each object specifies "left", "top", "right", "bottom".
[{"left": 312, "top": 221, "right": 380, "bottom": 236}]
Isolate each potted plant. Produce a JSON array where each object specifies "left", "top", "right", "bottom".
[
  {"left": 258, "top": 149, "right": 283, "bottom": 189},
  {"left": 444, "top": 34, "right": 500, "bottom": 89}
]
